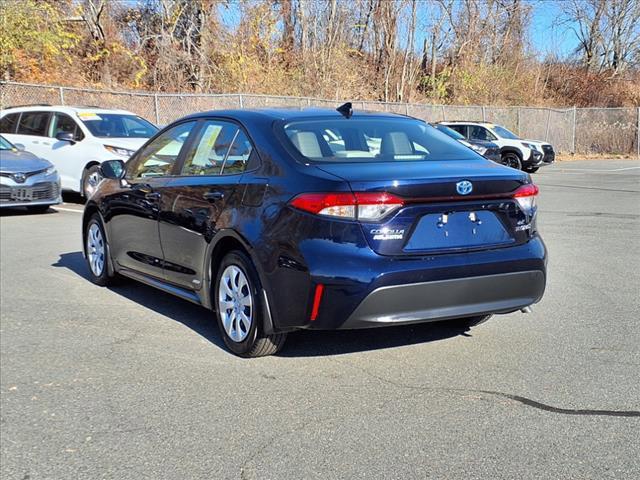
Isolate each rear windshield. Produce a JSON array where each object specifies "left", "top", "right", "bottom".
[
  {"left": 282, "top": 118, "right": 476, "bottom": 163},
  {"left": 78, "top": 113, "right": 158, "bottom": 138}
]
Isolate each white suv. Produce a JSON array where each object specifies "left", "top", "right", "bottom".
[
  {"left": 0, "top": 105, "right": 158, "bottom": 196},
  {"left": 439, "top": 121, "right": 555, "bottom": 173}
]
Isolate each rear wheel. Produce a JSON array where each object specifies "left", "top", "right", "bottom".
[
  {"left": 524, "top": 166, "right": 540, "bottom": 173},
  {"left": 27, "top": 205, "right": 50, "bottom": 214},
  {"left": 82, "top": 165, "right": 102, "bottom": 198},
  {"left": 501, "top": 152, "right": 522, "bottom": 170},
  {"left": 214, "top": 250, "right": 287, "bottom": 357}
]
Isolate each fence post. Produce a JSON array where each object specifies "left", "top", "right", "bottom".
[
  {"left": 637, "top": 107, "right": 640, "bottom": 159},
  {"left": 545, "top": 108, "right": 551, "bottom": 142},
  {"left": 238, "top": 94, "right": 244, "bottom": 108},
  {"left": 482, "top": 106, "right": 486, "bottom": 122},
  {"left": 441, "top": 105, "right": 446, "bottom": 121},
  {"left": 59, "top": 86, "right": 65, "bottom": 105},
  {"left": 153, "top": 93, "right": 160, "bottom": 125},
  {"left": 405, "top": 103, "right": 409, "bottom": 116},
  {"left": 572, "top": 106, "right": 577, "bottom": 154}
]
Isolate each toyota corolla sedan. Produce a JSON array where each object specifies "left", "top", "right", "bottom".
[
  {"left": 83, "top": 106, "right": 547, "bottom": 357},
  {"left": 0, "top": 135, "right": 61, "bottom": 212}
]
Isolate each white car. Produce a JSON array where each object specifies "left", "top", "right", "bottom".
[
  {"left": 439, "top": 121, "right": 555, "bottom": 173},
  {"left": 0, "top": 105, "right": 158, "bottom": 196}
]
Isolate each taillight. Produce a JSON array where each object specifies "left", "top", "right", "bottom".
[
  {"left": 512, "top": 183, "right": 539, "bottom": 214},
  {"left": 290, "top": 192, "right": 404, "bottom": 221}
]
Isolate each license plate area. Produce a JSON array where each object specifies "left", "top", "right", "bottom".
[
  {"left": 10, "top": 188, "right": 33, "bottom": 201},
  {"left": 403, "top": 210, "right": 513, "bottom": 252}
]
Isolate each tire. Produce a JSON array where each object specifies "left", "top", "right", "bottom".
[
  {"left": 524, "top": 166, "right": 540, "bottom": 173},
  {"left": 214, "top": 250, "right": 287, "bottom": 357},
  {"left": 85, "top": 214, "right": 115, "bottom": 286},
  {"left": 82, "top": 165, "right": 102, "bottom": 198},
  {"left": 501, "top": 152, "right": 522, "bottom": 170},
  {"left": 451, "top": 314, "right": 493, "bottom": 329},
  {"left": 27, "top": 205, "right": 50, "bottom": 214}
]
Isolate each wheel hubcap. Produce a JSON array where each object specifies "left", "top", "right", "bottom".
[
  {"left": 87, "top": 223, "right": 105, "bottom": 277},
  {"left": 85, "top": 171, "right": 102, "bottom": 197},
  {"left": 218, "top": 265, "right": 253, "bottom": 342}
]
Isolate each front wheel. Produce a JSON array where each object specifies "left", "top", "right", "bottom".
[
  {"left": 85, "top": 214, "right": 116, "bottom": 286},
  {"left": 214, "top": 250, "right": 287, "bottom": 357},
  {"left": 82, "top": 165, "right": 102, "bottom": 198},
  {"left": 524, "top": 166, "right": 540, "bottom": 173},
  {"left": 501, "top": 152, "right": 522, "bottom": 170}
]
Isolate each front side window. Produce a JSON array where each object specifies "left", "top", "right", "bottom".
[
  {"left": 0, "top": 113, "right": 20, "bottom": 133},
  {"left": 17, "top": 112, "right": 50, "bottom": 136},
  {"left": 50, "top": 113, "right": 84, "bottom": 141},
  {"left": 282, "top": 118, "right": 475, "bottom": 163},
  {"left": 79, "top": 113, "right": 158, "bottom": 138},
  {"left": 469, "top": 126, "right": 497, "bottom": 141},
  {"left": 127, "top": 121, "right": 196, "bottom": 179},
  {"left": 491, "top": 125, "right": 520, "bottom": 140},
  {"left": 181, "top": 120, "right": 253, "bottom": 176}
]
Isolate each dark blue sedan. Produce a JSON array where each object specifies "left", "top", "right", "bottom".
[{"left": 83, "top": 105, "right": 547, "bottom": 356}]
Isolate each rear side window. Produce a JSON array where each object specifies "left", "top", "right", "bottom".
[
  {"left": 447, "top": 124, "right": 467, "bottom": 136},
  {"left": 17, "top": 112, "right": 50, "bottom": 136},
  {"left": 0, "top": 113, "right": 20, "bottom": 133},
  {"left": 180, "top": 120, "right": 253, "bottom": 176},
  {"left": 282, "top": 118, "right": 476, "bottom": 163}
]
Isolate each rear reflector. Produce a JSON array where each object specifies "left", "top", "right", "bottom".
[
  {"left": 290, "top": 192, "right": 404, "bottom": 221},
  {"left": 310, "top": 284, "right": 324, "bottom": 321}
]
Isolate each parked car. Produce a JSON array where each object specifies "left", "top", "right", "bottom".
[
  {"left": 433, "top": 123, "right": 501, "bottom": 163},
  {"left": 0, "top": 135, "right": 61, "bottom": 212},
  {"left": 83, "top": 106, "right": 547, "bottom": 357},
  {"left": 438, "top": 121, "right": 555, "bottom": 172},
  {"left": 0, "top": 105, "right": 158, "bottom": 197}
]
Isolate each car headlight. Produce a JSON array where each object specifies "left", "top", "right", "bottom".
[
  {"left": 104, "top": 145, "right": 135, "bottom": 157},
  {"left": 522, "top": 142, "right": 537, "bottom": 151},
  {"left": 45, "top": 166, "right": 57, "bottom": 176},
  {"left": 470, "top": 144, "right": 488, "bottom": 155}
]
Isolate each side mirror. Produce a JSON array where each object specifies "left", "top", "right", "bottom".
[
  {"left": 99, "top": 159, "right": 126, "bottom": 180},
  {"left": 13, "top": 143, "right": 26, "bottom": 151},
  {"left": 56, "top": 131, "right": 76, "bottom": 144}
]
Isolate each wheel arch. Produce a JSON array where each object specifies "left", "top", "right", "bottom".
[
  {"left": 202, "top": 230, "right": 277, "bottom": 334},
  {"left": 500, "top": 146, "right": 523, "bottom": 159}
]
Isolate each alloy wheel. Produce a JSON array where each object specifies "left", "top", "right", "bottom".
[
  {"left": 218, "top": 265, "right": 253, "bottom": 342},
  {"left": 87, "top": 223, "right": 105, "bottom": 277}
]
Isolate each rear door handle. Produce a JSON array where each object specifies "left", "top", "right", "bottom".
[{"left": 203, "top": 191, "right": 224, "bottom": 202}]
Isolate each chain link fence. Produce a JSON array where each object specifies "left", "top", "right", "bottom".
[{"left": 2, "top": 81, "right": 638, "bottom": 156}]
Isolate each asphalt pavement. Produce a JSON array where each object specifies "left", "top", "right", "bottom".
[{"left": 1, "top": 159, "right": 639, "bottom": 479}]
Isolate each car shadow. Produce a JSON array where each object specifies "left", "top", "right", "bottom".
[
  {"left": 53, "top": 251, "right": 472, "bottom": 358},
  {"left": 0, "top": 207, "right": 58, "bottom": 216}
]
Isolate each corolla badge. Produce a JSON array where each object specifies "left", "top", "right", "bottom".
[{"left": 456, "top": 180, "right": 473, "bottom": 195}]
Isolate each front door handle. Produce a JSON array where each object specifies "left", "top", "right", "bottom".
[
  {"left": 203, "top": 191, "right": 224, "bottom": 202},
  {"left": 145, "top": 192, "right": 161, "bottom": 200}
]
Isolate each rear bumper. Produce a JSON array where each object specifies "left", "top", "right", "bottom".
[
  {"left": 268, "top": 233, "right": 547, "bottom": 331},
  {"left": 342, "top": 270, "right": 544, "bottom": 329}
]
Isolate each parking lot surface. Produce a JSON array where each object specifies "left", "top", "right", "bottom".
[{"left": 1, "top": 160, "right": 639, "bottom": 479}]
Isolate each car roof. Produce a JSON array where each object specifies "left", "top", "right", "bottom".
[
  {"left": 0, "top": 104, "right": 137, "bottom": 116},
  {"left": 179, "top": 107, "right": 412, "bottom": 123},
  {"left": 440, "top": 121, "right": 495, "bottom": 127}
]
